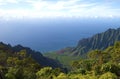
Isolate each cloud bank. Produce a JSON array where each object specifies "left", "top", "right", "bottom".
[{"left": 0, "top": 0, "right": 120, "bottom": 20}]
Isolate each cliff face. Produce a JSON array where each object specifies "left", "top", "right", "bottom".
[{"left": 71, "top": 28, "right": 120, "bottom": 56}]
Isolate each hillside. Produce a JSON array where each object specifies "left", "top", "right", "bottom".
[
  {"left": 0, "top": 42, "right": 62, "bottom": 68},
  {"left": 71, "top": 28, "right": 120, "bottom": 56},
  {"left": 46, "top": 28, "right": 120, "bottom": 57},
  {"left": 44, "top": 28, "right": 120, "bottom": 67},
  {"left": 0, "top": 30, "right": 120, "bottom": 79},
  {"left": 0, "top": 40, "right": 120, "bottom": 79}
]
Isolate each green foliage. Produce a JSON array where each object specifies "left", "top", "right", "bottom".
[
  {"left": 70, "top": 41, "right": 120, "bottom": 78},
  {"left": 36, "top": 67, "right": 52, "bottom": 79},
  {"left": 0, "top": 52, "right": 7, "bottom": 66},
  {"left": 56, "top": 73, "right": 68, "bottom": 79},
  {"left": 99, "top": 72, "right": 117, "bottom": 79},
  {"left": 5, "top": 67, "right": 24, "bottom": 79},
  {"left": 69, "top": 74, "right": 98, "bottom": 79},
  {"left": 101, "top": 62, "right": 120, "bottom": 74},
  {"left": 5, "top": 73, "right": 16, "bottom": 79},
  {"left": 36, "top": 67, "right": 62, "bottom": 79},
  {"left": 0, "top": 40, "right": 120, "bottom": 79}
]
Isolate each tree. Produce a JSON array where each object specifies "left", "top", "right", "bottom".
[
  {"left": 101, "top": 62, "right": 120, "bottom": 75},
  {"left": 99, "top": 72, "right": 117, "bottom": 79},
  {"left": 56, "top": 73, "right": 68, "bottom": 79},
  {"left": 36, "top": 67, "right": 53, "bottom": 79}
]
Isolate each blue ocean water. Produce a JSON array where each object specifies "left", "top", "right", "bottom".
[{"left": 0, "top": 17, "right": 120, "bottom": 52}]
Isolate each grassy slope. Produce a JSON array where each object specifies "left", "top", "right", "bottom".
[{"left": 44, "top": 52, "right": 81, "bottom": 68}]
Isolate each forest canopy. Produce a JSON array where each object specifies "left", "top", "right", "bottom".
[{"left": 0, "top": 41, "right": 120, "bottom": 79}]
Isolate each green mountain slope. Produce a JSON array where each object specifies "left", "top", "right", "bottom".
[
  {"left": 72, "top": 28, "right": 120, "bottom": 56},
  {"left": 1, "top": 41, "right": 120, "bottom": 79},
  {"left": 0, "top": 42, "right": 62, "bottom": 68},
  {"left": 44, "top": 28, "right": 120, "bottom": 67}
]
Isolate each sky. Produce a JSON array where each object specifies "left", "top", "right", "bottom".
[
  {"left": 0, "top": 0, "right": 120, "bottom": 20},
  {"left": 0, "top": 0, "right": 120, "bottom": 52}
]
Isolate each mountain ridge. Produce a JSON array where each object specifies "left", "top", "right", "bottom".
[
  {"left": 71, "top": 28, "right": 120, "bottom": 56},
  {"left": 0, "top": 42, "right": 62, "bottom": 68}
]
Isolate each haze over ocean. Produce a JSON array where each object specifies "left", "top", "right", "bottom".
[
  {"left": 0, "top": 0, "right": 120, "bottom": 52},
  {"left": 0, "top": 17, "right": 120, "bottom": 52}
]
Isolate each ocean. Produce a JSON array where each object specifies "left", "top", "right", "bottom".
[{"left": 0, "top": 17, "right": 120, "bottom": 52}]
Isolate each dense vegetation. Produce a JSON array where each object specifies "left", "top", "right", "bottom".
[
  {"left": 0, "top": 42, "right": 61, "bottom": 68},
  {"left": 0, "top": 42, "right": 63, "bottom": 79},
  {"left": 0, "top": 41, "right": 120, "bottom": 79}
]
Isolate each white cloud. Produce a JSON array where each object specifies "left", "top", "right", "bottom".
[
  {"left": 0, "top": 0, "right": 120, "bottom": 20},
  {"left": 0, "top": 0, "right": 18, "bottom": 4},
  {"left": 30, "top": 0, "right": 88, "bottom": 11}
]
